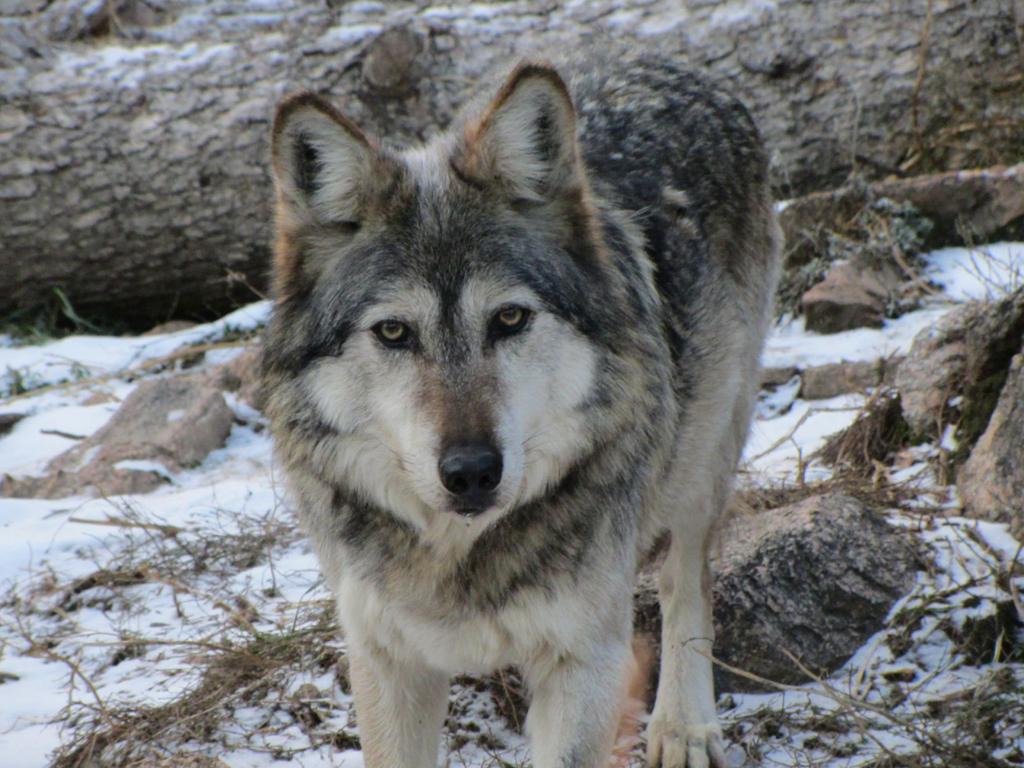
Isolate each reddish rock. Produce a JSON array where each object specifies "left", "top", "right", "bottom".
[
  {"left": 760, "top": 366, "right": 799, "bottom": 387},
  {"left": 799, "top": 357, "right": 902, "bottom": 400},
  {"left": 2, "top": 376, "right": 233, "bottom": 499},
  {"left": 801, "top": 261, "right": 889, "bottom": 333},
  {"left": 208, "top": 345, "right": 263, "bottom": 411}
]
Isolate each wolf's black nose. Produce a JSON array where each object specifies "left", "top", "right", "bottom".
[{"left": 439, "top": 442, "right": 503, "bottom": 512}]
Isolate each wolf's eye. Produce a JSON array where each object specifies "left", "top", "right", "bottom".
[
  {"left": 489, "top": 305, "right": 531, "bottom": 340},
  {"left": 373, "top": 320, "right": 413, "bottom": 348}
]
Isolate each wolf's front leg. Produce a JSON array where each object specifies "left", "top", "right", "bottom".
[
  {"left": 525, "top": 639, "right": 632, "bottom": 768},
  {"left": 647, "top": 533, "right": 726, "bottom": 768},
  {"left": 348, "top": 641, "right": 449, "bottom": 768}
]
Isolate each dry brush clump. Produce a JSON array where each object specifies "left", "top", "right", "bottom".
[
  {"left": 0, "top": 494, "right": 361, "bottom": 768},
  {"left": 817, "top": 389, "right": 912, "bottom": 477},
  {"left": 776, "top": 195, "right": 936, "bottom": 319}
]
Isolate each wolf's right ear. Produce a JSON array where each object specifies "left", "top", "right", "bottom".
[{"left": 271, "top": 93, "right": 375, "bottom": 226}]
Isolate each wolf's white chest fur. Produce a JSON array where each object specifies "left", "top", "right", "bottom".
[{"left": 335, "top": 568, "right": 622, "bottom": 674}]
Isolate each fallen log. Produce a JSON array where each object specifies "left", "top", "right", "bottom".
[{"left": 2, "top": 0, "right": 1021, "bottom": 324}]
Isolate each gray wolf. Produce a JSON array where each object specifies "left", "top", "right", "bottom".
[{"left": 262, "top": 51, "right": 781, "bottom": 768}]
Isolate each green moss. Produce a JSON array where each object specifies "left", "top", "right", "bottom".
[{"left": 951, "top": 369, "right": 1009, "bottom": 466}]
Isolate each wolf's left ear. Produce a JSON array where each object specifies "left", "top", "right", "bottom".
[
  {"left": 271, "top": 93, "right": 376, "bottom": 226},
  {"left": 455, "top": 63, "right": 582, "bottom": 205}
]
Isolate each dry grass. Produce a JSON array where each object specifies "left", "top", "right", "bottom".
[{"left": 51, "top": 604, "right": 346, "bottom": 768}]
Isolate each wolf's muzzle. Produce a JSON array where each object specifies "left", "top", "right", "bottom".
[{"left": 439, "top": 441, "right": 502, "bottom": 515}]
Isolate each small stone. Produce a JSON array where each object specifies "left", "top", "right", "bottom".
[
  {"left": 142, "top": 319, "right": 197, "bottom": 336},
  {"left": 760, "top": 366, "right": 799, "bottom": 388},
  {"left": 0, "top": 413, "right": 26, "bottom": 436},
  {"left": 293, "top": 682, "right": 322, "bottom": 701}
]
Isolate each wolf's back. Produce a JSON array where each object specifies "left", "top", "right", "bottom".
[
  {"left": 568, "top": 54, "right": 780, "bottom": 364},
  {"left": 576, "top": 56, "right": 773, "bottom": 250}
]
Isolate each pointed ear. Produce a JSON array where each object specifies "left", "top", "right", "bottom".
[
  {"left": 271, "top": 92, "right": 375, "bottom": 226},
  {"left": 454, "top": 63, "right": 582, "bottom": 204}
]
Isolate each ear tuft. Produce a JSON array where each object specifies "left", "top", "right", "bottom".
[
  {"left": 271, "top": 92, "right": 374, "bottom": 225},
  {"left": 456, "top": 63, "right": 581, "bottom": 204}
]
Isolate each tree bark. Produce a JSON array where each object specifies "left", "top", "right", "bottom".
[{"left": 1, "top": 0, "right": 1021, "bottom": 325}]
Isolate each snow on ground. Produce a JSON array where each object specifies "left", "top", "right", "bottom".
[
  {"left": 749, "top": 242, "right": 1024, "bottom": 484},
  {"left": 0, "top": 302, "right": 269, "bottom": 399},
  {"left": 0, "top": 245, "right": 1022, "bottom": 767}
]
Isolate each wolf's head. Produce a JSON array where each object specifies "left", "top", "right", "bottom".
[{"left": 265, "top": 64, "right": 644, "bottom": 534}]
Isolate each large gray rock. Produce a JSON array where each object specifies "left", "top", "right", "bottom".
[
  {"left": 958, "top": 351, "right": 1024, "bottom": 538},
  {"left": 895, "top": 288, "right": 1024, "bottom": 441},
  {"left": 711, "top": 494, "right": 918, "bottom": 691},
  {"left": 635, "top": 494, "right": 919, "bottom": 693},
  {"left": 1, "top": 376, "right": 233, "bottom": 498}
]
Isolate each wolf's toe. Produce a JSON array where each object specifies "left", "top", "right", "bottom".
[{"left": 646, "top": 721, "right": 726, "bottom": 768}]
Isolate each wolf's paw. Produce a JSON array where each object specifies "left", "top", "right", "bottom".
[{"left": 646, "top": 719, "right": 727, "bottom": 768}]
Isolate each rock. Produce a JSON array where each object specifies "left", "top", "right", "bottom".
[
  {"left": 635, "top": 494, "right": 919, "bottom": 693},
  {"left": 958, "top": 351, "right": 1024, "bottom": 538},
  {"left": 801, "top": 261, "right": 889, "bottom": 333},
  {"left": 800, "top": 358, "right": 900, "bottom": 399},
  {"left": 0, "top": 413, "right": 26, "bottom": 436},
  {"left": 711, "top": 494, "right": 918, "bottom": 691},
  {"left": 82, "top": 391, "right": 119, "bottom": 406},
  {"left": 1, "top": 376, "right": 233, "bottom": 499},
  {"left": 207, "top": 346, "right": 263, "bottom": 411},
  {"left": 760, "top": 366, "right": 799, "bottom": 388},
  {"left": 894, "top": 288, "right": 1024, "bottom": 441},
  {"left": 779, "top": 163, "right": 1024, "bottom": 270}
]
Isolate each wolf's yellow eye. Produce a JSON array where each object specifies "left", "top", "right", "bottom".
[
  {"left": 373, "top": 320, "right": 413, "bottom": 348},
  {"left": 498, "top": 307, "right": 525, "bottom": 327},
  {"left": 490, "top": 305, "right": 531, "bottom": 341}
]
